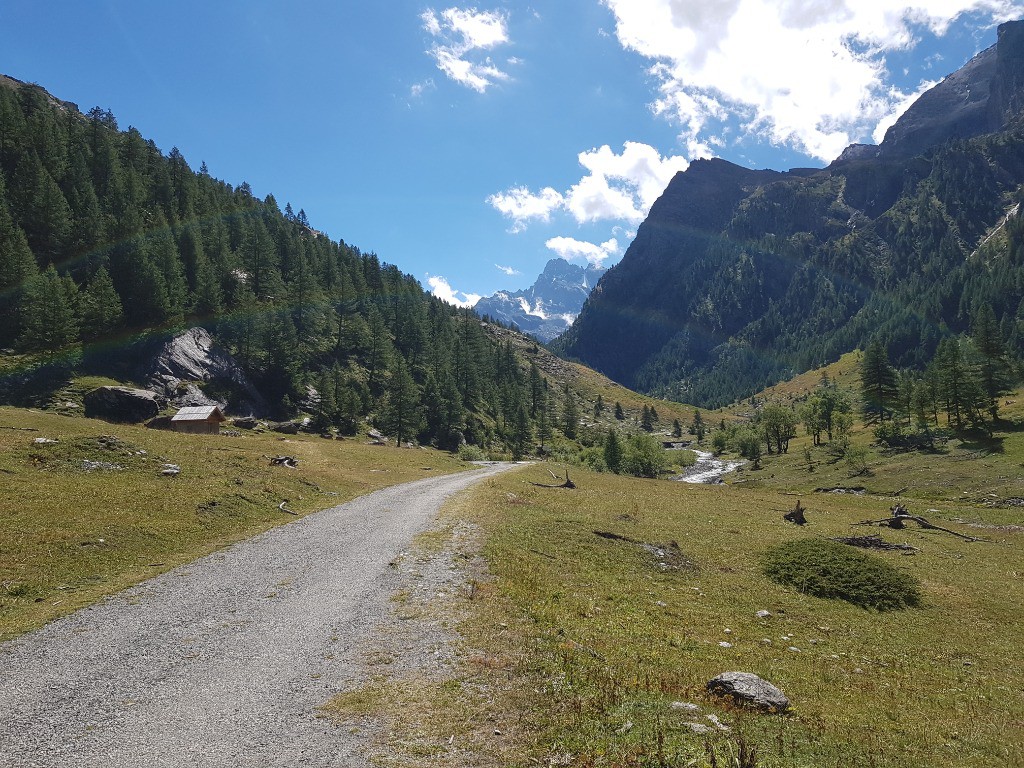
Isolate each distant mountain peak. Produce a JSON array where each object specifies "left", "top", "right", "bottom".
[{"left": 474, "top": 258, "right": 607, "bottom": 342}]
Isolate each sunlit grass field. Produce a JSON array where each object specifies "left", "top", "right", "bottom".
[
  {"left": 331, "top": 376, "right": 1024, "bottom": 767},
  {"left": 0, "top": 406, "right": 468, "bottom": 641},
  {"left": 417, "top": 462, "right": 1023, "bottom": 767}
]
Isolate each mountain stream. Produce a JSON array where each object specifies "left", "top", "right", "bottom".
[{"left": 674, "top": 449, "right": 744, "bottom": 484}]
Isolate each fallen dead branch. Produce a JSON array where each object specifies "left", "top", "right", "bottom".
[
  {"left": 529, "top": 469, "right": 576, "bottom": 489},
  {"left": 854, "top": 504, "right": 985, "bottom": 542},
  {"left": 278, "top": 501, "right": 298, "bottom": 516}
]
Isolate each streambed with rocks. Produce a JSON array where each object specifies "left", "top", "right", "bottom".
[{"left": 673, "top": 449, "right": 744, "bottom": 484}]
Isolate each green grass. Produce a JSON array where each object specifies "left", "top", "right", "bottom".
[
  {"left": 0, "top": 406, "right": 469, "bottom": 641},
  {"left": 762, "top": 538, "right": 921, "bottom": 610},
  {"left": 413, "top": 464, "right": 1024, "bottom": 767}
]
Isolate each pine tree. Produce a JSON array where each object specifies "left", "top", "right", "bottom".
[
  {"left": 562, "top": 383, "right": 578, "bottom": 439},
  {"left": 0, "top": 171, "right": 38, "bottom": 345},
  {"left": 603, "top": 429, "right": 623, "bottom": 474},
  {"left": 507, "top": 401, "right": 532, "bottom": 460},
  {"left": 640, "top": 404, "right": 655, "bottom": 432},
  {"left": 935, "top": 337, "right": 971, "bottom": 429},
  {"left": 971, "top": 303, "right": 1012, "bottom": 421},
  {"left": 614, "top": 401, "right": 624, "bottom": 420},
  {"left": 690, "top": 409, "right": 705, "bottom": 442},
  {"left": 860, "top": 339, "right": 897, "bottom": 423},
  {"left": 18, "top": 265, "right": 79, "bottom": 352},
  {"left": 536, "top": 388, "right": 552, "bottom": 450},
  {"left": 381, "top": 356, "right": 421, "bottom": 446},
  {"left": 79, "top": 266, "right": 123, "bottom": 340}
]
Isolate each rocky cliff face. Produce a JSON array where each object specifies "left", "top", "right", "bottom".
[
  {"left": 553, "top": 20, "right": 1024, "bottom": 406},
  {"left": 474, "top": 258, "right": 606, "bottom": 342},
  {"left": 142, "top": 327, "right": 268, "bottom": 415}
]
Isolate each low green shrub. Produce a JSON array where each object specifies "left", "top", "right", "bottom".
[
  {"left": 456, "top": 444, "right": 488, "bottom": 461},
  {"left": 762, "top": 538, "right": 921, "bottom": 610}
]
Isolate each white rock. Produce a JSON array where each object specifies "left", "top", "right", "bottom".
[{"left": 670, "top": 701, "right": 700, "bottom": 712}]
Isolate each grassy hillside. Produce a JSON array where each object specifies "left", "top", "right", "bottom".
[{"left": 0, "top": 406, "right": 468, "bottom": 641}]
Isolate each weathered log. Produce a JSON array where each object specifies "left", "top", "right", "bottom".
[{"left": 854, "top": 505, "right": 984, "bottom": 542}]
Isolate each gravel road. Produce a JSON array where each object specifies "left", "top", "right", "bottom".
[{"left": 0, "top": 463, "right": 516, "bottom": 768}]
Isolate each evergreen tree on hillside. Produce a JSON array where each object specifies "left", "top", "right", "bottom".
[
  {"left": 604, "top": 429, "right": 623, "bottom": 474},
  {"left": 640, "top": 404, "right": 655, "bottom": 432},
  {"left": 0, "top": 172, "right": 38, "bottom": 344},
  {"left": 79, "top": 266, "right": 123, "bottom": 340},
  {"left": 380, "top": 356, "right": 421, "bottom": 445},
  {"left": 18, "top": 265, "right": 79, "bottom": 353},
  {"left": 562, "top": 382, "right": 578, "bottom": 439},
  {"left": 690, "top": 409, "right": 705, "bottom": 442},
  {"left": 972, "top": 302, "right": 1012, "bottom": 420},
  {"left": 860, "top": 340, "right": 898, "bottom": 423}
]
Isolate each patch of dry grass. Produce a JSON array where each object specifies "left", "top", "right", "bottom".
[{"left": 0, "top": 406, "right": 467, "bottom": 640}]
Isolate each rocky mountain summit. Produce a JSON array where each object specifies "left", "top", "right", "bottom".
[
  {"left": 474, "top": 258, "right": 606, "bottom": 342},
  {"left": 553, "top": 19, "right": 1024, "bottom": 407}
]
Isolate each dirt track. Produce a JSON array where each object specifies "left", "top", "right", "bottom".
[{"left": 0, "top": 463, "right": 516, "bottom": 768}]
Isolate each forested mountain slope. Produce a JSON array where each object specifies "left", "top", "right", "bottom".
[
  {"left": 0, "top": 76, "right": 576, "bottom": 455},
  {"left": 553, "top": 20, "right": 1024, "bottom": 408}
]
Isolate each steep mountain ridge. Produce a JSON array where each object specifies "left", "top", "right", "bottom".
[
  {"left": 474, "top": 258, "right": 606, "bottom": 342},
  {"left": 554, "top": 20, "right": 1024, "bottom": 407}
]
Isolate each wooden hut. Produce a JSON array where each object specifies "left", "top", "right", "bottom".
[{"left": 170, "top": 405, "right": 227, "bottom": 435}]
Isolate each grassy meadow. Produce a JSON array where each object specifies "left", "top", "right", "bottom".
[
  {"left": 330, "top": 376, "right": 1024, "bottom": 767},
  {"left": 0, "top": 405, "right": 468, "bottom": 641}
]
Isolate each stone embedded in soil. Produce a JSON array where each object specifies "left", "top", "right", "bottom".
[{"left": 706, "top": 671, "right": 790, "bottom": 712}]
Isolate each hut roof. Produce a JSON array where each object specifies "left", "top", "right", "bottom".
[{"left": 171, "top": 405, "right": 227, "bottom": 423}]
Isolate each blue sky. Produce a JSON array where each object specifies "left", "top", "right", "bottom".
[{"left": 1, "top": 1, "right": 1021, "bottom": 305}]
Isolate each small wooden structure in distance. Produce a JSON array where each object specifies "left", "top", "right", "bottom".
[{"left": 170, "top": 405, "right": 227, "bottom": 435}]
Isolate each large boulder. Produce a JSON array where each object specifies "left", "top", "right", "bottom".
[
  {"left": 84, "top": 386, "right": 163, "bottom": 423},
  {"left": 706, "top": 672, "right": 790, "bottom": 713},
  {"left": 142, "top": 327, "right": 269, "bottom": 416}
]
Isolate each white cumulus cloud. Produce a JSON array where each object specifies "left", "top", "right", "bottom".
[
  {"left": 487, "top": 186, "right": 565, "bottom": 231},
  {"left": 495, "top": 263, "right": 520, "bottom": 275},
  {"left": 427, "top": 275, "right": 481, "bottom": 307},
  {"left": 602, "top": 0, "right": 1024, "bottom": 161},
  {"left": 421, "top": 7, "right": 513, "bottom": 92},
  {"left": 546, "top": 236, "right": 623, "bottom": 267},
  {"left": 488, "top": 141, "right": 688, "bottom": 230}
]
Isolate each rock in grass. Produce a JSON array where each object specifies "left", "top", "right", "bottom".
[
  {"left": 706, "top": 671, "right": 789, "bottom": 713},
  {"left": 84, "top": 386, "right": 162, "bottom": 423}
]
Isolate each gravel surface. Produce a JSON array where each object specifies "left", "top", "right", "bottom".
[{"left": 0, "top": 463, "right": 517, "bottom": 768}]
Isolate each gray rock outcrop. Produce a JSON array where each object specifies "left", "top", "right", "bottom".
[
  {"left": 84, "top": 386, "right": 163, "bottom": 423},
  {"left": 143, "top": 327, "right": 268, "bottom": 416},
  {"left": 706, "top": 672, "right": 790, "bottom": 712}
]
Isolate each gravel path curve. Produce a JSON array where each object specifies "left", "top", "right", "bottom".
[{"left": 0, "top": 463, "right": 517, "bottom": 768}]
